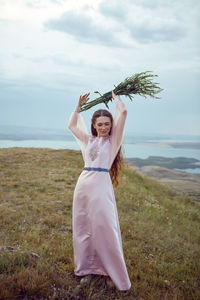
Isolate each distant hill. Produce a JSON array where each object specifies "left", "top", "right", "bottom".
[
  {"left": 125, "top": 156, "right": 200, "bottom": 170},
  {"left": 133, "top": 165, "right": 200, "bottom": 202},
  {"left": 1, "top": 124, "right": 200, "bottom": 143},
  {"left": 0, "top": 125, "right": 72, "bottom": 141},
  {"left": 126, "top": 156, "right": 200, "bottom": 202}
]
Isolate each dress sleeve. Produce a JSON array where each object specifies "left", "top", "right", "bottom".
[
  {"left": 110, "top": 95, "right": 127, "bottom": 167},
  {"left": 68, "top": 105, "right": 90, "bottom": 161}
]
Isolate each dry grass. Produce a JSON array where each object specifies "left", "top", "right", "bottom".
[{"left": 0, "top": 148, "right": 199, "bottom": 300}]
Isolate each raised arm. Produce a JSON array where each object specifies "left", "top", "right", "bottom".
[
  {"left": 110, "top": 91, "right": 127, "bottom": 164},
  {"left": 68, "top": 93, "right": 90, "bottom": 146}
]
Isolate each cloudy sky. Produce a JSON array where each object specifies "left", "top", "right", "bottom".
[{"left": 0, "top": 0, "right": 199, "bottom": 136}]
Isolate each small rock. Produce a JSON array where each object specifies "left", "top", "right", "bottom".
[
  {"left": 164, "top": 280, "right": 170, "bottom": 285},
  {"left": 30, "top": 252, "right": 40, "bottom": 259}
]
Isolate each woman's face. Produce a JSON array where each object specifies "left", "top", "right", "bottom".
[{"left": 93, "top": 116, "right": 112, "bottom": 137}]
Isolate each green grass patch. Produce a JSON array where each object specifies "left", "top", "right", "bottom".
[{"left": 0, "top": 148, "right": 199, "bottom": 299}]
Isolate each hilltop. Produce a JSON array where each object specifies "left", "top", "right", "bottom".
[{"left": 0, "top": 148, "right": 199, "bottom": 299}]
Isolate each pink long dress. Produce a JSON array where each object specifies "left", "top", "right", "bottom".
[{"left": 68, "top": 95, "right": 131, "bottom": 291}]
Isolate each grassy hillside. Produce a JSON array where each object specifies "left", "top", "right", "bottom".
[{"left": 0, "top": 148, "right": 199, "bottom": 300}]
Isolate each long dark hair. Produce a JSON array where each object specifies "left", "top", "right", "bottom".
[{"left": 91, "top": 109, "right": 124, "bottom": 186}]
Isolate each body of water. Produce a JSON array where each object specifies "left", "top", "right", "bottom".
[{"left": 0, "top": 139, "right": 200, "bottom": 174}]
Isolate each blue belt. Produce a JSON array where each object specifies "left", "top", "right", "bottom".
[{"left": 83, "top": 167, "right": 109, "bottom": 173}]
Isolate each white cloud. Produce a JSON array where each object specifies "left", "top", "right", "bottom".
[
  {"left": 44, "top": 10, "right": 127, "bottom": 47},
  {"left": 98, "top": 0, "right": 127, "bottom": 20},
  {"left": 98, "top": 0, "right": 198, "bottom": 45},
  {"left": 128, "top": 19, "right": 186, "bottom": 44}
]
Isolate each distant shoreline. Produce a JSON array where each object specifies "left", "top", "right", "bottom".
[
  {"left": 1, "top": 136, "right": 200, "bottom": 150},
  {"left": 130, "top": 141, "right": 200, "bottom": 150},
  {"left": 125, "top": 156, "right": 200, "bottom": 171}
]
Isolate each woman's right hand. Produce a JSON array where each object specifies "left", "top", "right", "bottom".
[
  {"left": 112, "top": 90, "right": 117, "bottom": 99},
  {"left": 78, "top": 92, "right": 90, "bottom": 107}
]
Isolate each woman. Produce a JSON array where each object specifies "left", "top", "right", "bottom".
[{"left": 68, "top": 90, "right": 131, "bottom": 291}]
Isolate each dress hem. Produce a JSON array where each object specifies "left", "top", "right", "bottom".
[
  {"left": 74, "top": 269, "right": 108, "bottom": 277},
  {"left": 74, "top": 270, "right": 131, "bottom": 291}
]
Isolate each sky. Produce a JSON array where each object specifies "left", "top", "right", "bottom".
[{"left": 0, "top": 0, "right": 200, "bottom": 136}]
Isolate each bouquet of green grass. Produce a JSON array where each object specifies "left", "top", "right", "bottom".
[{"left": 80, "top": 71, "right": 163, "bottom": 112}]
